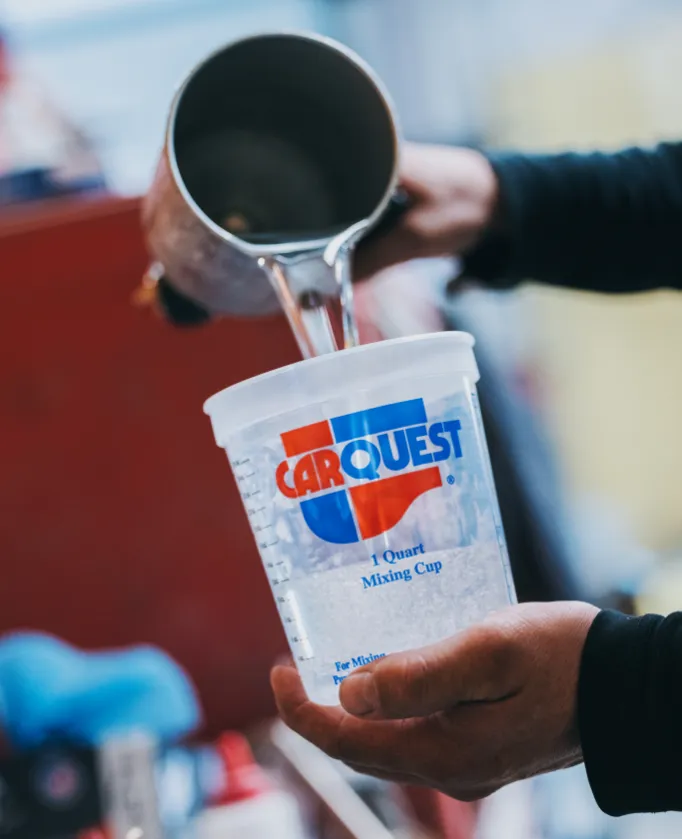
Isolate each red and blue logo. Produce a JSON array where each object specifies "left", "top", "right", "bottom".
[{"left": 275, "top": 398, "right": 463, "bottom": 544}]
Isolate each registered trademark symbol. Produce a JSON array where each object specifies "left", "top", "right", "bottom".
[{"left": 447, "top": 475, "right": 455, "bottom": 485}]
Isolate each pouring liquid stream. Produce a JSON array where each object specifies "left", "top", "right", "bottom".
[{"left": 256, "top": 223, "right": 365, "bottom": 359}]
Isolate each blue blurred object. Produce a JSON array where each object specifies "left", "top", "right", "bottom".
[
  {"left": 0, "top": 633, "right": 201, "bottom": 749},
  {"left": 0, "top": 167, "right": 107, "bottom": 207}
]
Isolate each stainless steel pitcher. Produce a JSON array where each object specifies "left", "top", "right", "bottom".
[{"left": 141, "top": 31, "right": 401, "bottom": 357}]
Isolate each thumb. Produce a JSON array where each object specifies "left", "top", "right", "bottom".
[{"left": 339, "top": 622, "right": 523, "bottom": 720}]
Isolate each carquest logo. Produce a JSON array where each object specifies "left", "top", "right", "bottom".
[{"left": 275, "top": 398, "right": 463, "bottom": 544}]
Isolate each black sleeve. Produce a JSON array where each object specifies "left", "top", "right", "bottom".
[
  {"left": 578, "top": 609, "right": 682, "bottom": 816},
  {"left": 462, "top": 143, "right": 682, "bottom": 293}
]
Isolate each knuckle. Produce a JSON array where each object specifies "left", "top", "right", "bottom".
[
  {"left": 287, "top": 707, "right": 343, "bottom": 761},
  {"left": 476, "top": 622, "right": 520, "bottom": 665},
  {"left": 375, "top": 652, "right": 430, "bottom": 716},
  {"left": 277, "top": 701, "right": 302, "bottom": 732},
  {"left": 332, "top": 715, "right": 363, "bottom": 764},
  {"left": 402, "top": 651, "right": 433, "bottom": 709},
  {"left": 468, "top": 623, "right": 524, "bottom": 692}
]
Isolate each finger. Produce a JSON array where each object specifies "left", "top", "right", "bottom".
[
  {"left": 274, "top": 653, "right": 294, "bottom": 668},
  {"left": 271, "top": 665, "right": 443, "bottom": 773},
  {"left": 271, "top": 665, "right": 345, "bottom": 754},
  {"left": 398, "top": 143, "right": 435, "bottom": 197},
  {"left": 339, "top": 622, "right": 523, "bottom": 721}
]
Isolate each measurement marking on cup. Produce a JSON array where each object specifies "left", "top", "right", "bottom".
[
  {"left": 231, "top": 455, "right": 310, "bottom": 659},
  {"left": 272, "top": 560, "right": 291, "bottom": 585},
  {"left": 276, "top": 592, "right": 313, "bottom": 661},
  {"left": 265, "top": 560, "right": 289, "bottom": 583},
  {"left": 246, "top": 505, "right": 267, "bottom": 518},
  {"left": 253, "top": 523, "right": 274, "bottom": 533},
  {"left": 259, "top": 539, "right": 280, "bottom": 551}
]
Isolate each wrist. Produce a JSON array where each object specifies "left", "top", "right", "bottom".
[
  {"left": 475, "top": 150, "right": 501, "bottom": 228},
  {"left": 461, "top": 149, "right": 501, "bottom": 243},
  {"left": 578, "top": 610, "right": 669, "bottom": 816}
]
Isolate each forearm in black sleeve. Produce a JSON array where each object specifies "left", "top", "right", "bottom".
[
  {"left": 463, "top": 143, "right": 682, "bottom": 293},
  {"left": 578, "top": 609, "right": 682, "bottom": 815}
]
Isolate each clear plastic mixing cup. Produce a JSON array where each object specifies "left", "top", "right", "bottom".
[{"left": 204, "top": 333, "right": 516, "bottom": 705}]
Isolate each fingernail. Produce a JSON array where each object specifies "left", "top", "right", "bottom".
[{"left": 341, "top": 673, "right": 378, "bottom": 716}]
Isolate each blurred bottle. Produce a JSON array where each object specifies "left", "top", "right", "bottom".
[{"left": 192, "top": 733, "right": 304, "bottom": 839}]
